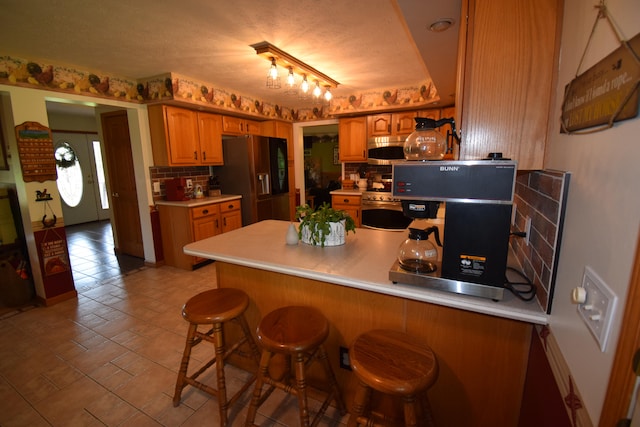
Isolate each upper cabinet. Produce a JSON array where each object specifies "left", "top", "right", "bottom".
[
  {"left": 148, "top": 105, "right": 223, "bottom": 166},
  {"left": 368, "top": 112, "right": 417, "bottom": 137},
  {"left": 222, "top": 116, "right": 261, "bottom": 135},
  {"left": 456, "top": 0, "right": 561, "bottom": 169},
  {"left": 338, "top": 117, "right": 368, "bottom": 162}
]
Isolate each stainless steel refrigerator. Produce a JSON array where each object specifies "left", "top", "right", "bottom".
[{"left": 213, "top": 135, "right": 290, "bottom": 226}]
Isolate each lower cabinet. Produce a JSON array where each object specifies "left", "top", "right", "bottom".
[
  {"left": 158, "top": 199, "right": 242, "bottom": 269},
  {"left": 332, "top": 194, "right": 361, "bottom": 228}
]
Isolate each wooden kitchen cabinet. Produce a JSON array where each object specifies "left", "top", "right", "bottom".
[
  {"left": 332, "top": 194, "right": 361, "bottom": 228},
  {"left": 158, "top": 199, "right": 241, "bottom": 269},
  {"left": 456, "top": 0, "right": 561, "bottom": 169},
  {"left": 148, "top": 105, "right": 223, "bottom": 166},
  {"left": 219, "top": 199, "right": 242, "bottom": 233},
  {"left": 338, "top": 117, "right": 367, "bottom": 162},
  {"left": 368, "top": 112, "right": 417, "bottom": 137},
  {"left": 222, "top": 115, "right": 261, "bottom": 135}
]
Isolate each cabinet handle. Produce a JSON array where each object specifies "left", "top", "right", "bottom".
[
  {"left": 202, "top": 151, "right": 206, "bottom": 161},
  {"left": 396, "top": 123, "right": 400, "bottom": 132},
  {"left": 228, "top": 204, "right": 234, "bottom": 209},
  {"left": 223, "top": 217, "right": 227, "bottom": 226},
  {"left": 194, "top": 151, "right": 198, "bottom": 160},
  {"left": 388, "top": 124, "right": 391, "bottom": 133},
  {"left": 343, "top": 199, "right": 349, "bottom": 203},
  {"left": 202, "top": 209, "right": 209, "bottom": 214},
  {"left": 216, "top": 219, "right": 219, "bottom": 228}
]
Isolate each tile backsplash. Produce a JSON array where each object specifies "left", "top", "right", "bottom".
[
  {"left": 510, "top": 170, "right": 571, "bottom": 313},
  {"left": 149, "top": 166, "right": 210, "bottom": 202}
]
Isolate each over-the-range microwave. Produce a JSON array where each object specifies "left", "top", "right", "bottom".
[{"left": 367, "top": 135, "right": 406, "bottom": 165}]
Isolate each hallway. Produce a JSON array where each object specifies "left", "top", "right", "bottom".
[{"left": 65, "top": 220, "right": 146, "bottom": 291}]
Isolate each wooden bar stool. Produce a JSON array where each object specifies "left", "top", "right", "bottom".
[
  {"left": 245, "top": 305, "right": 347, "bottom": 427},
  {"left": 173, "top": 288, "right": 261, "bottom": 426},
  {"left": 348, "top": 329, "right": 439, "bottom": 427}
]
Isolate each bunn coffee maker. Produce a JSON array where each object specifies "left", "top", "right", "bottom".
[{"left": 389, "top": 160, "right": 517, "bottom": 300}]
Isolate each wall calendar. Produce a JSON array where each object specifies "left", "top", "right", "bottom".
[{"left": 14, "top": 121, "right": 57, "bottom": 182}]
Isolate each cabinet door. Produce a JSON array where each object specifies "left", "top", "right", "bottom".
[
  {"left": 393, "top": 112, "right": 418, "bottom": 136},
  {"left": 458, "top": 0, "right": 560, "bottom": 169},
  {"left": 368, "top": 114, "right": 392, "bottom": 137},
  {"left": 332, "top": 195, "right": 361, "bottom": 228},
  {"left": 165, "top": 106, "right": 200, "bottom": 165},
  {"left": 197, "top": 112, "right": 223, "bottom": 165},
  {"left": 192, "top": 214, "right": 220, "bottom": 241},
  {"left": 338, "top": 117, "right": 367, "bottom": 162},
  {"left": 222, "top": 116, "right": 244, "bottom": 134},
  {"left": 245, "top": 120, "right": 261, "bottom": 135},
  {"left": 222, "top": 210, "right": 242, "bottom": 233}
]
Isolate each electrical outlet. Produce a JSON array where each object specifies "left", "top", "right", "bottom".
[
  {"left": 577, "top": 266, "right": 617, "bottom": 351},
  {"left": 153, "top": 181, "right": 161, "bottom": 193},
  {"left": 524, "top": 216, "right": 532, "bottom": 246},
  {"left": 339, "top": 346, "right": 351, "bottom": 370},
  {"left": 186, "top": 179, "right": 193, "bottom": 189}
]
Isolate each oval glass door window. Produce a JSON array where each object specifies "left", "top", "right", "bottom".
[{"left": 55, "top": 142, "right": 83, "bottom": 207}]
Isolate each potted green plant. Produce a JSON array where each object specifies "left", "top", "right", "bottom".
[{"left": 296, "top": 202, "right": 356, "bottom": 247}]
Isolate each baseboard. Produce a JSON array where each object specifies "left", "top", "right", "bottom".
[
  {"left": 536, "top": 325, "right": 594, "bottom": 427},
  {"left": 37, "top": 289, "right": 77, "bottom": 306}
]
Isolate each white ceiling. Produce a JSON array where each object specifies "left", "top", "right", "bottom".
[{"left": 0, "top": 0, "right": 461, "bottom": 113}]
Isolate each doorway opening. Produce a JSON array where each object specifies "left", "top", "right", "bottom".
[
  {"left": 46, "top": 101, "right": 144, "bottom": 287},
  {"left": 302, "top": 123, "right": 340, "bottom": 209}
]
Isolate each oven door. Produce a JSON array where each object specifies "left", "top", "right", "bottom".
[{"left": 361, "top": 202, "right": 412, "bottom": 231}]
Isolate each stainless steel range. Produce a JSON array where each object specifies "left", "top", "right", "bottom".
[{"left": 361, "top": 190, "right": 412, "bottom": 231}]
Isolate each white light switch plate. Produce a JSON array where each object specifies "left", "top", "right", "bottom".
[{"left": 577, "top": 266, "right": 617, "bottom": 352}]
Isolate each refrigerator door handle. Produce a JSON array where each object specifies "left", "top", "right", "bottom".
[{"left": 257, "top": 173, "right": 270, "bottom": 195}]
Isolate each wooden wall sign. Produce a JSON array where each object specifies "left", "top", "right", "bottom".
[
  {"left": 14, "top": 121, "right": 57, "bottom": 182},
  {"left": 561, "top": 33, "right": 640, "bottom": 133}
]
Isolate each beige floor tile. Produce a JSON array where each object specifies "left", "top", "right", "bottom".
[
  {"left": 84, "top": 391, "right": 139, "bottom": 425},
  {"left": 0, "top": 262, "right": 349, "bottom": 426}
]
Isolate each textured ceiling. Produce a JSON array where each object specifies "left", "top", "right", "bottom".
[{"left": 0, "top": 0, "right": 460, "bottom": 112}]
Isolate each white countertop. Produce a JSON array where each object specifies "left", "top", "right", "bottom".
[
  {"left": 184, "top": 220, "right": 548, "bottom": 324},
  {"left": 155, "top": 194, "right": 241, "bottom": 208}
]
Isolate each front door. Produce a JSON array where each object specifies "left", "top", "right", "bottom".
[
  {"left": 54, "top": 132, "right": 110, "bottom": 225},
  {"left": 100, "top": 111, "right": 144, "bottom": 258}
]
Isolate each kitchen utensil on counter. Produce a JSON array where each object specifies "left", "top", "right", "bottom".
[
  {"left": 397, "top": 226, "right": 442, "bottom": 273},
  {"left": 357, "top": 178, "right": 368, "bottom": 189},
  {"left": 403, "top": 117, "right": 460, "bottom": 161},
  {"left": 194, "top": 185, "right": 204, "bottom": 199}
]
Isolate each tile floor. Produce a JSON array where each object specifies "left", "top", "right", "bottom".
[{"left": 0, "top": 221, "right": 348, "bottom": 426}]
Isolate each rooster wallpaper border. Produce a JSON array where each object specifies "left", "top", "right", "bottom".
[{"left": 0, "top": 55, "right": 441, "bottom": 122}]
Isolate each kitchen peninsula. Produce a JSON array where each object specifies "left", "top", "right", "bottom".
[{"left": 184, "top": 220, "right": 547, "bottom": 426}]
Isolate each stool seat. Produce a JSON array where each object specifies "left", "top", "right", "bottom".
[
  {"left": 349, "top": 330, "right": 439, "bottom": 427},
  {"left": 245, "top": 305, "right": 346, "bottom": 426},
  {"left": 182, "top": 288, "right": 249, "bottom": 324},
  {"left": 257, "top": 305, "right": 329, "bottom": 353},
  {"left": 173, "top": 288, "right": 260, "bottom": 427},
  {"left": 350, "top": 329, "right": 438, "bottom": 396}
]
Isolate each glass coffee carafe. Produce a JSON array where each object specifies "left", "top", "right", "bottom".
[{"left": 397, "top": 226, "right": 442, "bottom": 274}]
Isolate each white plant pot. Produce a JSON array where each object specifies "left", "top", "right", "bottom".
[{"left": 300, "top": 220, "right": 346, "bottom": 246}]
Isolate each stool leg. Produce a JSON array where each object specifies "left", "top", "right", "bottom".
[
  {"left": 212, "top": 322, "right": 229, "bottom": 426},
  {"left": 173, "top": 322, "right": 197, "bottom": 406},
  {"left": 403, "top": 395, "right": 418, "bottom": 427},
  {"left": 293, "top": 351, "right": 311, "bottom": 427},
  {"left": 237, "top": 313, "right": 261, "bottom": 364},
  {"left": 317, "top": 344, "right": 347, "bottom": 415},
  {"left": 245, "top": 349, "right": 272, "bottom": 427},
  {"left": 348, "top": 381, "right": 372, "bottom": 427}
]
